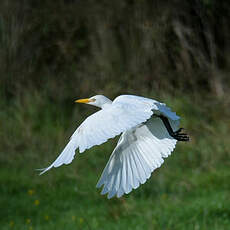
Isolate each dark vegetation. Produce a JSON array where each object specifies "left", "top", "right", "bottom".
[
  {"left": 0, "top": 0, "right": 230, "bottom": 229},
  {"left": 0, "top": 0, "right": 229, "bottom": 100}
]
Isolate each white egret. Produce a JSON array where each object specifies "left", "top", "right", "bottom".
[{"left": 40, "top": 95, "right": 189, "bottom": 198}]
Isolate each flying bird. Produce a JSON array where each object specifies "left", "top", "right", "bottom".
[{"left": 40, "top": 95, "right": 189, "bottom": 198}]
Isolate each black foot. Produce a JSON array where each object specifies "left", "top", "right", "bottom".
[
  {"left": 171, "top": 128, "right": 189, "bottom": 142},
  {"left": 157, "top": 115, "right": 190, "bottom": 142}
]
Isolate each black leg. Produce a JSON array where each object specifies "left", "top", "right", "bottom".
[{"left": 157, "top": 115, "right": 190, "bottom": 142}]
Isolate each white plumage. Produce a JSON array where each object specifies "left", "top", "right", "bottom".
[{"left": 40, "top": 95, "right": 188, "bottom": 199}]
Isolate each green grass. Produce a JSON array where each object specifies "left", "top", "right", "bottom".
[{"left": 1, "top": 94, "right": 230, "bottom": 230}]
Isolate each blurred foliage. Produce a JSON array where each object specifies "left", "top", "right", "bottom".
[{"left": 0, "top": 0, "right": 229, "bottom": 102}]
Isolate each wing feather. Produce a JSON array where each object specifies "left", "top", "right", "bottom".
[
  {"left": 39, "top": 139, "right": 77, "bottom": 175},
  {"left": 135, "top": 143, "right": 151, "bottom": 179},
  {"left": 129, "top": 150, "right": 140, "bottom": 189},
  {"left": 125, "top": 153, "right": 133, "bottom": 192}
]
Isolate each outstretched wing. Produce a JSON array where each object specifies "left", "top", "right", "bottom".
[
  {"left": 96, "top": 116, "right": 179, "bottom": 199},
  {"left": 39, "top": 96, "right": 156, "bottom": 175}
]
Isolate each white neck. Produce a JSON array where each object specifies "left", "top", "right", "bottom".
[{"left": 101, "top": 100, "right": 112, "bottom": 109}]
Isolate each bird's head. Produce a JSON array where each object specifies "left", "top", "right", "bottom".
[{"left": 75, "top": 95, "right": 112, "bottom": 108}]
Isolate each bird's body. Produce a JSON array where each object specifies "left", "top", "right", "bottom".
[{"left": 40, "top": 95, "right": 189, "bottom": 198}]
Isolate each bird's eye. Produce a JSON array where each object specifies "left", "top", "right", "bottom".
[{"left": 91, "top": 98, "right": 96, "bottom": 102}]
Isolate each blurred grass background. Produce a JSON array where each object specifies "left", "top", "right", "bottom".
[{"left": 0, "top": 0, "right": 230, "bottom": 229}]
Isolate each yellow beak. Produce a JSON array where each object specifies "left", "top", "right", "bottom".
[{"left": 75, "top": 98, "right": 91, "bottom": 104}]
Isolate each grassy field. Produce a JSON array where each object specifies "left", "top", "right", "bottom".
[{"left": 1, "top": 94, "right": 230, "bottom": 230}]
